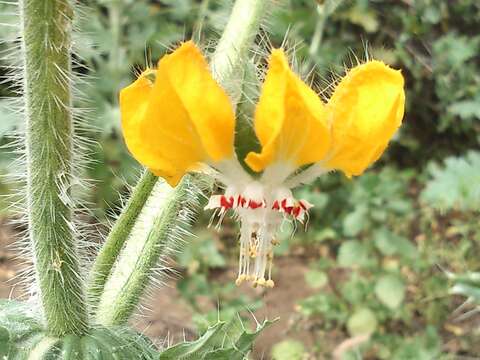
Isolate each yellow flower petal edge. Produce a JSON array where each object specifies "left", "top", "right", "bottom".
[
  {"left": 245, "top": 49, "right": 330, "bottom": 172},
  {"left": 120, "top": 68, "right": 182, "bottom": 182},
  {"left": 120, "top": 41, "right": 236, "bottom": 186},
  {"left": 326, "top": 60, "right": 405, "bottom": 177}
]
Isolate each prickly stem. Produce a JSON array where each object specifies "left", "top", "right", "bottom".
[
  {"left": 96, "top": 177, "right": 197, "bottom": 325},
  {"left": 87, "top": 170, "right": 157, "bottom": 308},
  {"left": 20, "top": 0, "right": 88, "bottom": 335},
  {"left": 211, "top": 0, "right": 266, "bottom": 104}
]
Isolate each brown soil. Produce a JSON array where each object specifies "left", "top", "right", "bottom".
[
  {"left": 0, "top": 219, "right": 25, "bottom": 300},
  {"left": 128, "top": 256, "right": 321, "bottom": 359}
]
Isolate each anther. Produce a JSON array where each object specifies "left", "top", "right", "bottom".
[
  {"left": 257, "top": 278, "right": 266, "bottom": 287},
  {"left": 235, "top": 274, "right": 246, "bottom": 286}
]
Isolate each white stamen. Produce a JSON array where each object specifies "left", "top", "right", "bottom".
[{"left": 203, "top": 158, "right": 327, "bottom": 288}]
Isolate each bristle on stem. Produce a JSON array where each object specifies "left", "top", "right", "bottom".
[{"left": 20, "top": 0, "right": 88, "bottom": 335}]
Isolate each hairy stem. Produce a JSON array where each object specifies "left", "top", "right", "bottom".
[
  {"left": 20, "top": 0, "right": 88, "bottom": 335},
  {"left": 94, "top": 0, "right": 267, "bottom": 325},
  {"left": 96, "top": 177, "right": 196, "bottom": 325},
  {"left": 309, "top": 6, "right": 327, "bottom": 57},
  {"left": 108, "top": 0, "right": 122, "bottom": 105},
  {"left": 193, "top": 0, "right": 210, "bottom": 43},
  {"left": 304, "top": 0, "right": 343, "bottom": 72},
  {"left": 211, "top": 0, "right": 266, "bottom": 104},
  {"left": 87, "top": 170, "right": 157, "bottom": 308}
]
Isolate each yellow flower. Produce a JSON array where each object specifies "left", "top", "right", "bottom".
[
  {"left": 246, "top": 51, "right": 405, "bottom": 180},
  {"left": 325, "top": 60, "right": 405, "bottom": 177},
  {"left": 244, "top": 49, "right": 331, "bottom": 174},
  {"left": 120, "top": 41, "right": 236, "bottom": 186},
  {"left": 120, "top": 42, "right": 405, "bottom": 288}
]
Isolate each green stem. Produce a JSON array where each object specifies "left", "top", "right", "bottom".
[
  {"left": 309, "top": 6, "right": 327, "bottom": 57},
  {"left": 193, "top": 0, "right": 210, "bottom": 43},
  {"left": 87, "top": 170, "right": 157, "bottom": 308},
  {"left": 304, "top": 0, "right": 343, "bottom": 73},
  {"left": 93, "top": 0, "right": 267, "bottom": 325},
  {"left": 109, "top": 0, "right": 122, "bottom": 105},
  {"left": 20, "top": 0, "right": 88, "bottom": 335},
  {"left": 95, "top": 177, "right": 196, "bottom": 325},
  {"left": 211, "top": 0, "right": 266, "bottom": 104}
]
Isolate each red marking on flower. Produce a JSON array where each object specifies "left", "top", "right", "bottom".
[
  {"left": 280, "top": 199, "right": 293, "bottom": 214},
  {"left": 220, "top": 195, "right": 234, "bottom": 209},
  {"left": 272, "top": 200, "right": 280, "bottom": 210},
  {"left": 292, "top": 206, "right": 301, "bottom": 218},
  {"left": 238, "top": 195, "right": 246, "bottom": 207},
  {"left": 270, "top": 198, "right": 313, "bottom": 221},
  {"left": 248, "top": 200, "right": 264, "bottom": 209}
]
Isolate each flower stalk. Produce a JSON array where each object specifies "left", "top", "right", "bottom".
[
  {"left": 211, "top": 0, "right": 266, "bottom": 103},
  {"left": 95, "top": 177, "right": 196, "bottom": 325},
  {"left": 87, "top": 170, "right": 157, "bottom": 308},
  {"left": 20, "top": 0, "right": 88, "bottom": 335}
]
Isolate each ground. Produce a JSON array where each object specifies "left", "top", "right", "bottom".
[
  {"left": 0, "top": 218, "right": 318, "bottom": 359},
  {"left": 1, "top": 218, "right": 479, "bottom": 359}
]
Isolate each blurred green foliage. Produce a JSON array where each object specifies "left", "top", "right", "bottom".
[{"left": 1, "top": 0, "right": 479, "bottom": 358}]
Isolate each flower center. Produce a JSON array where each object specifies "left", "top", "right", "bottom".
[{"left": 205, "top": 182, "right": 314, "bottom": 288}]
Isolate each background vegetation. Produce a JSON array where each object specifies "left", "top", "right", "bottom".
[{"left": 1, "top": 0, "right": 479, "bottom": 358}]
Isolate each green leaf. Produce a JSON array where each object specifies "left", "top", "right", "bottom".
[
  {"left": 271, "top": 340, "right": 306, "bottom": 360},
  {"left": 343, "top": 6, "right": 379, "bottom": 33},
  {"left": 347, "top": 308, "right": 377, "bottom": 336},
  {"left": 433, "top": 34, "right": 479, "bottom": 69},
  {"left": 305, "top": 270, "right": 328, "bottom": 289},
  {"left": 313, "top": 228, "right": 337, "bottom": 242},
  {"left": 447, "top": 271, "right": 480, "bottom": 287},
  {"left": 373, "top": 229, "right": 418, "bottom": 260},
  {"left": 342, "top": 207, "right": 368, "bottom": 237},
  {"left": 450, "top": 283, "right": 480, "bottom": 303},
  {"left": 374, "top": 274, "right": 406, "bottom": 309},
  {"left": 340, "top": 274, "right": 369, "bottom": 305},
  {"left": 159, "top": 322, "right": 225, "bottom": 360},
  {"left": 392, "top": 326, "right": 441, "bottom": 360},
  {"left": 159, "top": 319, "right": 274, "bottom": 360},
  {"left": 338, "top": 241, "right": 370, "bottom": 268},
  {"left": 422, "top": 151, "right": 480, "bottom": 211},
  {"left": 448, "top": 98, "right": 480, "bottom": 120},
  {"left": 204, "top": 348, "right": 245, "bottom": 359},
  {"left": 0, "top": 326, "right": 10, "bottom": 358},
  {"left": 295, "top": 188, "right": 328, "bottom": 210}
]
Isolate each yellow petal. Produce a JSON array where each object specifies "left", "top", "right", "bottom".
[
  {"left": 120, "top": 41, "right": 235, "bottom": 186},
  {"left": 245, "top": 49, "right": 330, "bottom": 172},
  {"left": 326, "top": 60, "right": 405, "bottom": 176},
  {"left": 157, "top": 41, "right": 235, "bottom": 162}
]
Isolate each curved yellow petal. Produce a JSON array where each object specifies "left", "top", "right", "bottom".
[
  {"left": 245, "top": 49, "right": 330, "bottom": 172},
  {"left": 326, "top": 60, "right": 405, "bottom": 176},
  {"left": 158, "top": 41, "right": 235, "bottom": 162},
  {"left": 120, "top": 41, "right": 235, "bottom": 186}
]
